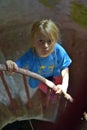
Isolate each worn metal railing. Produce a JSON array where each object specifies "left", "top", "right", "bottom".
[{"left": 0, "top": 64, "right": 73, "bottom": 110}]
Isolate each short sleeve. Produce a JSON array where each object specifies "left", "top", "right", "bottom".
[
  {"left": 56, "top": 43, "right": 72, "bottom": 71},
  {"left": 16, "top": 49, "right": 32, "bottom": 68}
]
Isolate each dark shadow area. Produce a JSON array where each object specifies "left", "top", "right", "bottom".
[
  {"left": 54, "top": 72, "right": 87, "bottom": 130},
  {"left": 2, "top": 119, "right": 55, "bottom": 130}
]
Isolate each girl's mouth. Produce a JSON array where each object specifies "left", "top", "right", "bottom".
[{"left": 42, "top": 49, "right": 49, "bottom": 53}]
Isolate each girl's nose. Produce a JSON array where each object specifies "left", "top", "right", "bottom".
[{"left": 44, "top": 42, "right": 49, "bottom": 48}]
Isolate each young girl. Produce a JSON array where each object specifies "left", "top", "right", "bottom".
[{"left": 6, "top": 19, "right": 72, "bottom": 95}]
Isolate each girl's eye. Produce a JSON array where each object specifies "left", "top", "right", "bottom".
[
  {"left": 48, "top": 39, "right": 52, "bottom": 44},
  {"left": 39, "top": 39, "right": 52, "bottom": 44},
  {"left": 39, "top": 39, "right": 44, "bottom": 43}
]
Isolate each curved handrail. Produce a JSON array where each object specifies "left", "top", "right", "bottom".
[{"left": 0, "top": 64, "right": 73, "bottom": 102}]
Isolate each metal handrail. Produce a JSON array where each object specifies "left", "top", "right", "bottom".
[{"left": 0, "top": 64, "right": 73, "bottom": 107}]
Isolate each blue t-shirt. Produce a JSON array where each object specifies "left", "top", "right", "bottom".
[{"left": 16, "top": 43, "right": 72, "bottom": 88}]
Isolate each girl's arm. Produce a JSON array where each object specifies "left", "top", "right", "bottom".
[
  {"left": 61, "top": 67, "right": 69, "bottom": 93},
  {"left": 52, "top": 67, "right": 73, "bottom": 102},
  {"left": 55, "top": 67, "right": 69, "bottom": 94}
]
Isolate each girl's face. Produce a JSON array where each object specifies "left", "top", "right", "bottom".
[{"left": 33, "top": 32, "right": 56, "bottom": 57}]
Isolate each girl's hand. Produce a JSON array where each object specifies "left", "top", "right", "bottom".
[
  {"left": 53, "top": 84, "right": 66, "bottom": 94},
  {"left": 6, "top": 60, "right": 18, "bottom": 75},
  {"left": 53, "top": 84, "right": 73, "bottom": 102}
]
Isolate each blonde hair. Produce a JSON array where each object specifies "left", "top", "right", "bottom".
[{"left": 31, "top": 19, "right": 60, "bottom": 43}]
